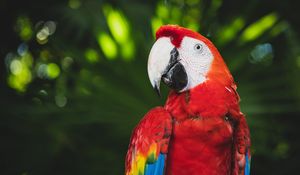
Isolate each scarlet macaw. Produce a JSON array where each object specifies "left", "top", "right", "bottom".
[{"left": 125, "top": 25, "right": 251, "bottom": 175}]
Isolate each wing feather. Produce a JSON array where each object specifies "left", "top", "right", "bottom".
[
  {"left": 145, "top": 154, "right": 166, "bottom": 175},
  {"left": 244, "top": 150, "right": 251, "bottom": 175},
  {"left": 232, "top": 113, "right": 251, "bottom": 175},
  {"left": 125, "top": 107, "right": 172, "bottom": 175}
]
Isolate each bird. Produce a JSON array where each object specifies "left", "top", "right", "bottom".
[{"left": 125, "top": 25, "right": 251, "bottom": 175}]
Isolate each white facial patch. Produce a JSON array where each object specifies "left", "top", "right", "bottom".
[{"left": 178, "top": 36, "right": 213, "bottom": 91}]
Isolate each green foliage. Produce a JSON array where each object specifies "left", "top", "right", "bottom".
[{"left": 1, "top": 0, "right": 300, "bottom": 174}]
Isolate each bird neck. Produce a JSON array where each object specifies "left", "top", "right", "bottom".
[{"left": 165, "top": 80, "right": 238, "bottom": 121}]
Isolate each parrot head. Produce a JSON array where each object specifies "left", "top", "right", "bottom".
[{"left": 148, "top": 25, "right": 233, "bottom": 95}]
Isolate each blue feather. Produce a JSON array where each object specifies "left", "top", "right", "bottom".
[
  {"left": 244, "top": 152, "right": 251, "bottom": 175},
  {"left": 145, "top": 154, "right": 166, "bottom": 175}
]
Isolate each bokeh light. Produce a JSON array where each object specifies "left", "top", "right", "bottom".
[
  {"left": 98, "top": 32, "right": 117, "bottom": 60},
  {"left": 249, "top": 43, "right": 274, "bottom": 65},
  {"left": 85, "top": 49, "right": 100, "bottom": 63},
  {"left": 103, "top": 5, "right": 135, "bottom": 61},
  {"left": 36, "top": 21, "right": 56, "bottom": 45},
  {"left": 68, "top": 0, "right": 81, "bottom": 9},
  {"left": 55, "top": 94, "right": 67, "bottom": 107},
  {"left": 217, "top": 17, "right": 245, "bottom": 45},
  {"left": 15, "top": 16, "right": 33, "bottom": 41},
  {"left": 240, "top": 13, "right": 278, "bottom": 43},
  {"left": 47, "top": 63, "right": 60, "bottom": 79}
]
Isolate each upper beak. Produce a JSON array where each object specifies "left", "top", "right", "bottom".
[{"left": 147, "top": 37, "right": 187, "bottom": 95}]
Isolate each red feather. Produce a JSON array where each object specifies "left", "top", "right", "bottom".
[{"left": 164, "top": 81, "right": 250, "bottom": 175}]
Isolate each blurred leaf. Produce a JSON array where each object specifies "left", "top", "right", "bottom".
[{"left": 240, "top": 12, "right": 278, "bottom": 43}]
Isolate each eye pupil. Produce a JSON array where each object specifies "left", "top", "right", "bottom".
[{"left": 194, "top": 44, "right": 203, "bottom": 52}]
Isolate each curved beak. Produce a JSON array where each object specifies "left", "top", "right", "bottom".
[{"left": 147, "top": 37, "right": 187, "bottom": 95}]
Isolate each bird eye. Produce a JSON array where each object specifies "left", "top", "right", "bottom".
[{"left": 194, "top": 44, "right": 203, "bottom": 52}]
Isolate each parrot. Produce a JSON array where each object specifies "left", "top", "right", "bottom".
[{"left": 125, "top": 25, "right": 251, "bottom": 175}]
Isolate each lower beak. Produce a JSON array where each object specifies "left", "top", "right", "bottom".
[
  {"left": 161, "top": 61, "right": 187, "bottom": 92},
  {"left": 148, "top": 38, "right": 187, "bottom": 95}
]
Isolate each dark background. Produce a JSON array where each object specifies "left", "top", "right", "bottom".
[{"left": 1, "top": 0, "right": 300, "bottom": 174}]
